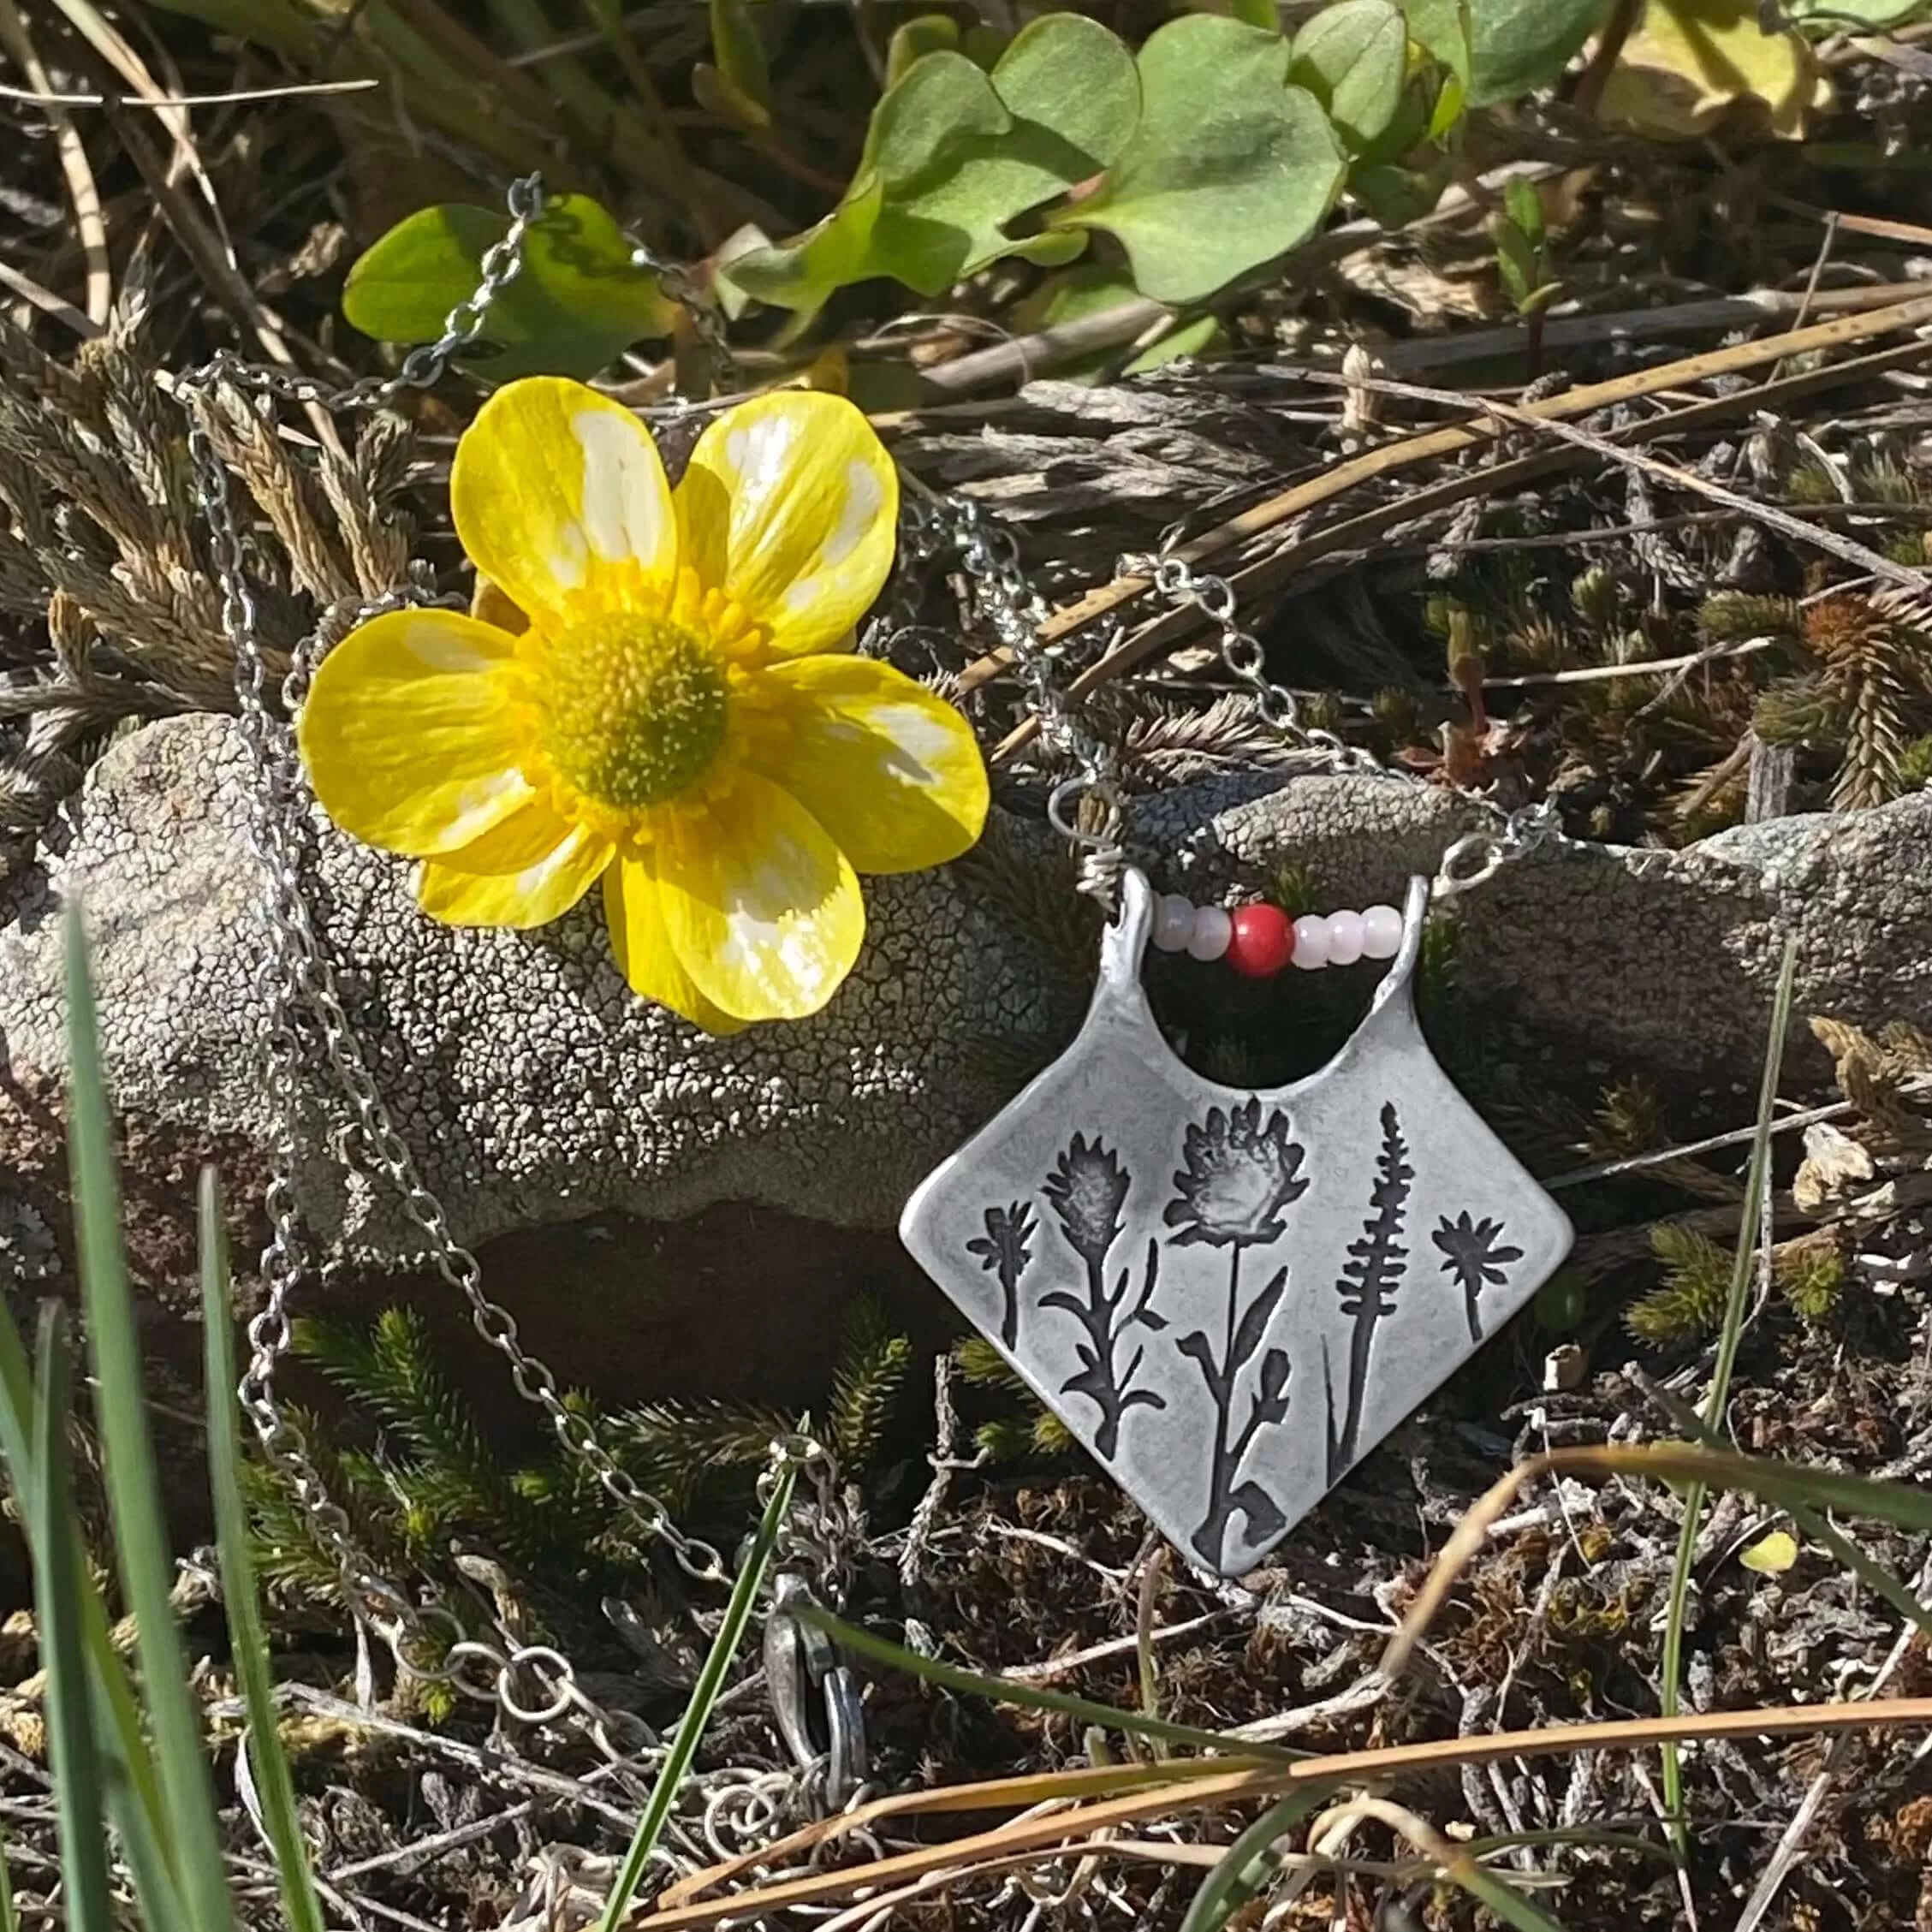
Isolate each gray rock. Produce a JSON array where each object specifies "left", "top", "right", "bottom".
[{"left": 1, "top": 713, "right": 1928, "bottom": 1260}]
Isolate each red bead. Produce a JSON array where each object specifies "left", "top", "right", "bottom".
[{"left": 1225, "top": 903, "right": 1294, "bottom": 978}]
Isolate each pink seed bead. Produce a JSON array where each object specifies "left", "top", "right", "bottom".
[
  {"left": 1152, "top": 893, "right": 1196, "bottom": 953},
  {"left": 1361, "top": 903, "right": 1403, "bottom": 959},
  {"left": 1187, "top": 905, "right": 1233, "bottom": 962},
  {"left": 1325, "top": 908, "right": 1366, "bottom": 966},
  {"left": 1291, "top": 914, "right": 1330, "bottom": 969}
]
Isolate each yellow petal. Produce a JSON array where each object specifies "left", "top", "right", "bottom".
[
  {"left": 1740, "top": 1529, "right": 1798, "bottom": 1576},
  {"left": 298, "top": 608, "right": 531, "bottom": 858},
  {"left": 1597, "top": 0, "right": 1827, "bottom": 141},
  {"left": 416, "top": 800, "right": 612, "bottom": 928},
  {"left": 450, "top": 377, "right": 677, "bottom": 625},
  {"left": 603, "top": 856, "right": 746, "bottom": 1035},
  {"left": 754, "top": 656, "right": 988, "bottom": 874},
  {"left": 655, "top": 774, "right": 863, "bottom": 1021},
  {"left": 674, "top": 391, "right": 896, "bottom": 657}
]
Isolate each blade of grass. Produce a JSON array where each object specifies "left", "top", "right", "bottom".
[
  {"left": 0, "top": 1839, "right": 16, "bottom": 1932},
  {"left": 1179, "top": 1788, "right": 1338, "bottom": 1932},
  {"left": 202, "top": 1169, "right": 326, "bottom": 1932},
  {"left": 63, "top": 901, "right": 235, "bottom": 1931},
  {"left": 1661, "top": 936, "right": 1798, "bottom": 1852},
  {"left": 1637, "top": 1373, "right": 1932, "bottom": 1643},
  {"left": 33, "top": 1305, "right": 116, "bottom": 1932},
  {"left": 794, "top": 1607, "right": 1304, "bottom": 1763},
  {"left": 597, "top": 1455, "right": 800, "bottom": 1931},
  {"left": 0, "top": 1290, "right": 179, "bottom": 1917}
]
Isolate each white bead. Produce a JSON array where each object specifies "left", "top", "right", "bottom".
[
  {"left": 1361, "top": 904, "right": 1404, "bottom": 960},
  {"left": 1152, "top": 894, "right": 1196, "bottom": 953},
  {"left": 1291, "top": 914, "right": 1330, "bottom": 969},
  {"left": 1186, "top": 905, "right": 1232, "bottom": 962},
  {"left": 1325, "top": 908, "right": 1366, "bottom": 966}
]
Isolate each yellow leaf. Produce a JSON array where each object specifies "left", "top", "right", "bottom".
[
  {"left": 1596, "top": 0, "right": 1832, "bottom": 141},
  {"left": 1740, "top": 1528, "right": 1799, "bottom": 1575}
]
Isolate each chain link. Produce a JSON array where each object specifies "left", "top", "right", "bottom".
[
  {"left": 919, "top": 494, "right": 1127, "bottom": 903},
  {"left": 1116, "top": 550, "right": 1564, "bottom": 897},
  {"left": 171, "top": 176, "right": 850, "bottom": 1769}
]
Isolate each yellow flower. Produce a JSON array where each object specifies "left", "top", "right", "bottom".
[{"left": 297, "top": 378, "right": 989, "bottom": 1032}]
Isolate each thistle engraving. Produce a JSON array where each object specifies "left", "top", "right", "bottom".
[
  {"left": 1039, "top": 1135, "right": 1167, "bottom": 1459},
  {"left": 1166, "top": 1101, "right": 1306, "bottom": 1571}
]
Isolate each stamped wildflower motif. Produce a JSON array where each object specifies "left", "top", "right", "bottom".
[
  {"left": 966, "top": 1201, "right": 1036, "bottom": 1349},
  {"left": 1432, "top": 1210, "right": 1525, "bottom": 1342},
  {"left": 1324, "top": 1102, "right": 1412, "bottom": 1485},
  {"left": 1166, "top": 1100, "right": 1306, "bottom": 1569},
  {"left": 1039, "top": 1135, "right": 1166, "bottom": 1459},
  {"left": 297, "top": 377, "right": 989, "bottom": 1032}
]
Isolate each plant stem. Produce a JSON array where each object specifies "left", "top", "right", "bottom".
[{"left": 1659, "top": 938, "right": 1799, "bottom": 1858}]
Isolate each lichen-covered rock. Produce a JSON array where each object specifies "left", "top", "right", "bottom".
[{"left": 3, "top": 714, "right": 1931, "bottom": 1265}]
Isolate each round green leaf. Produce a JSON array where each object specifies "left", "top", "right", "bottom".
[
  {"left": 1468, "top": 0, "right": 1616, "bottom": 105},
  {"left": 342, "top": 195, "right": 676, "bottom": 384},
  {"left": 1291, "top": 0, "right": 1407, "bottom": 151},
  {"left": 1061, "top": 16, "right": 1345, "bottom": 306},
  {"left": 728, "top": 14, "right": 1138, "bottom": 312}
]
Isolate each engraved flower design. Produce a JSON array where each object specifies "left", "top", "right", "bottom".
[
  {"left": 1043, "top": 1134, "right": 1131, "bottom": 1269},
  {"left": 1165, "top": 1099, "right": 1308, "bottom": 1250},
  {"left": 1432, "top": 1210, "right": 1524, "bottom": 1342},
  {"left": 967, "top": 1201, "right": 1037, "bottom": 1349}
]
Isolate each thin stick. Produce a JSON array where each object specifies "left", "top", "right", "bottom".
[
  {"left": 0, "top": 0, "right": 110, "bottom": 325},
  {"left": 0, "top": 75, "right": 378, "bottom": 106},
  {"left": 986, "top": 326, "right": 1932, "bottom": 760},
  {"left": 965, "top": 294, "right": 1932, "bottom": 750}
]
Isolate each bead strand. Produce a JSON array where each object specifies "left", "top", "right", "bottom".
[{"left": 1151, "top": 894, "right": 1404, "bottom": 978}]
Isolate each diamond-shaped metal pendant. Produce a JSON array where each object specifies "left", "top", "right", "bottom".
[{"left": 901, "top": 868, "right": 1573, "bottom": 1577}]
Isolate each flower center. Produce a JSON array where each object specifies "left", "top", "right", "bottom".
[{"left": 534, "top": 609, "right": 728, "bottom": 812}]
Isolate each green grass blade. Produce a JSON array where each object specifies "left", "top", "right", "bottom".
[
  {"left": 0, "top": 1836, "right": 17, "bottom": 1932},
  {"left": 33, "top": 1305, "right": 116, "bottom": 1932},
  {"left": 1179, "top": 1788, "right": 1337, "bottom": 1932},
  {"left": 1451, "top": 1859, "right": 1574, "bottom": 1931},
  {"left": 1637, "top": 1378, "right": 1932, "bottom": 1641},
  {"left": 597, "top": 1458, "right": 800, "bottom": 1932},
  {"left": 62, "top": 902, "right": 235, "bottom": 1931},
  {"left": 0, "top": 1286, "right": 177, "bottom": 1911},
  {"left": 202, "top": 1171, "right": 326, "bottom": 1932},
  {"left": 1659, "top": 936, "right": 1798, "bottom": 1850},
  {"left": 794, "top": 1605, "right": 1304, "bottom": 1763}
]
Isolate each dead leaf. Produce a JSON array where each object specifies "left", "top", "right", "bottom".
[
  {"left": 1596, "top": 0, "right": 1833, "bottom": 141},
  {"left": 1792, "top": 1121, "right": 1876, "bottom": 1215}
]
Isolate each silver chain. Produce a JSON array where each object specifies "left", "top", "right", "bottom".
[
  {"left": 175, "top": 175, "right": 854, "bottom": 1782},
  {"left": 920, "top": 492, "right": 1560, "bottom": 899}
]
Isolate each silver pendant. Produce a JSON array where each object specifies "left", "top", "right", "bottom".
[{"left": 900, "top": 868, "right": 1573, "bottom": 1577}]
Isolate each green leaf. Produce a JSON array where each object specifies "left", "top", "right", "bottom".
[
  {"left": 887, "top": 12, "right": 960, "bottom": 85},
  {"left": 1058, "top": 16, "right": 1346, "bottom": 305},
  {"left": 1741, "top": 1528, "right": 1799, "bottom": 1574},
  {"left": 204, "top": 1172, "right": 327, "bottom": 1932},
  {"left": 709, "top": 0, "right": 771, "bottom": 113},
  {"left": 1468, "top": 0, "right": 1615, "bottom": 105},
  {"left": 1291, "top": 0, "right": 1408, "bottom": 151},
  {"left": 0, "top": 1305, "right": 179, "bottom": 1923},
  {"left": 1230, "top": 0, "right": 1282, "bottom": 27},
  {"left": 64, "top": 901, "right": 235, "bottom": 1932},
  {"left": 1126, "top": 314, "right": 1225, "bottom": 375},
  {"left": 1503, "top": 174, "right": 1545, "bottom": 242},
  {"left": 731, "top": 15, "right": 1138, "bottom": 314},
  {"left": 342, "top": 195, "right": 677, "bottom": 383},
  {"left": 1350, "top": 158, "right": 1449, "bottom": 224},
  {"left": 33, "top": 1307, "right": 116, "bottom": 1932},
  {"left": 1495, "top": 219, "right": 1538, "bottom": 306},
  {"left": 1400, "top": 0, "right": 1471, "bottom": 84}
]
